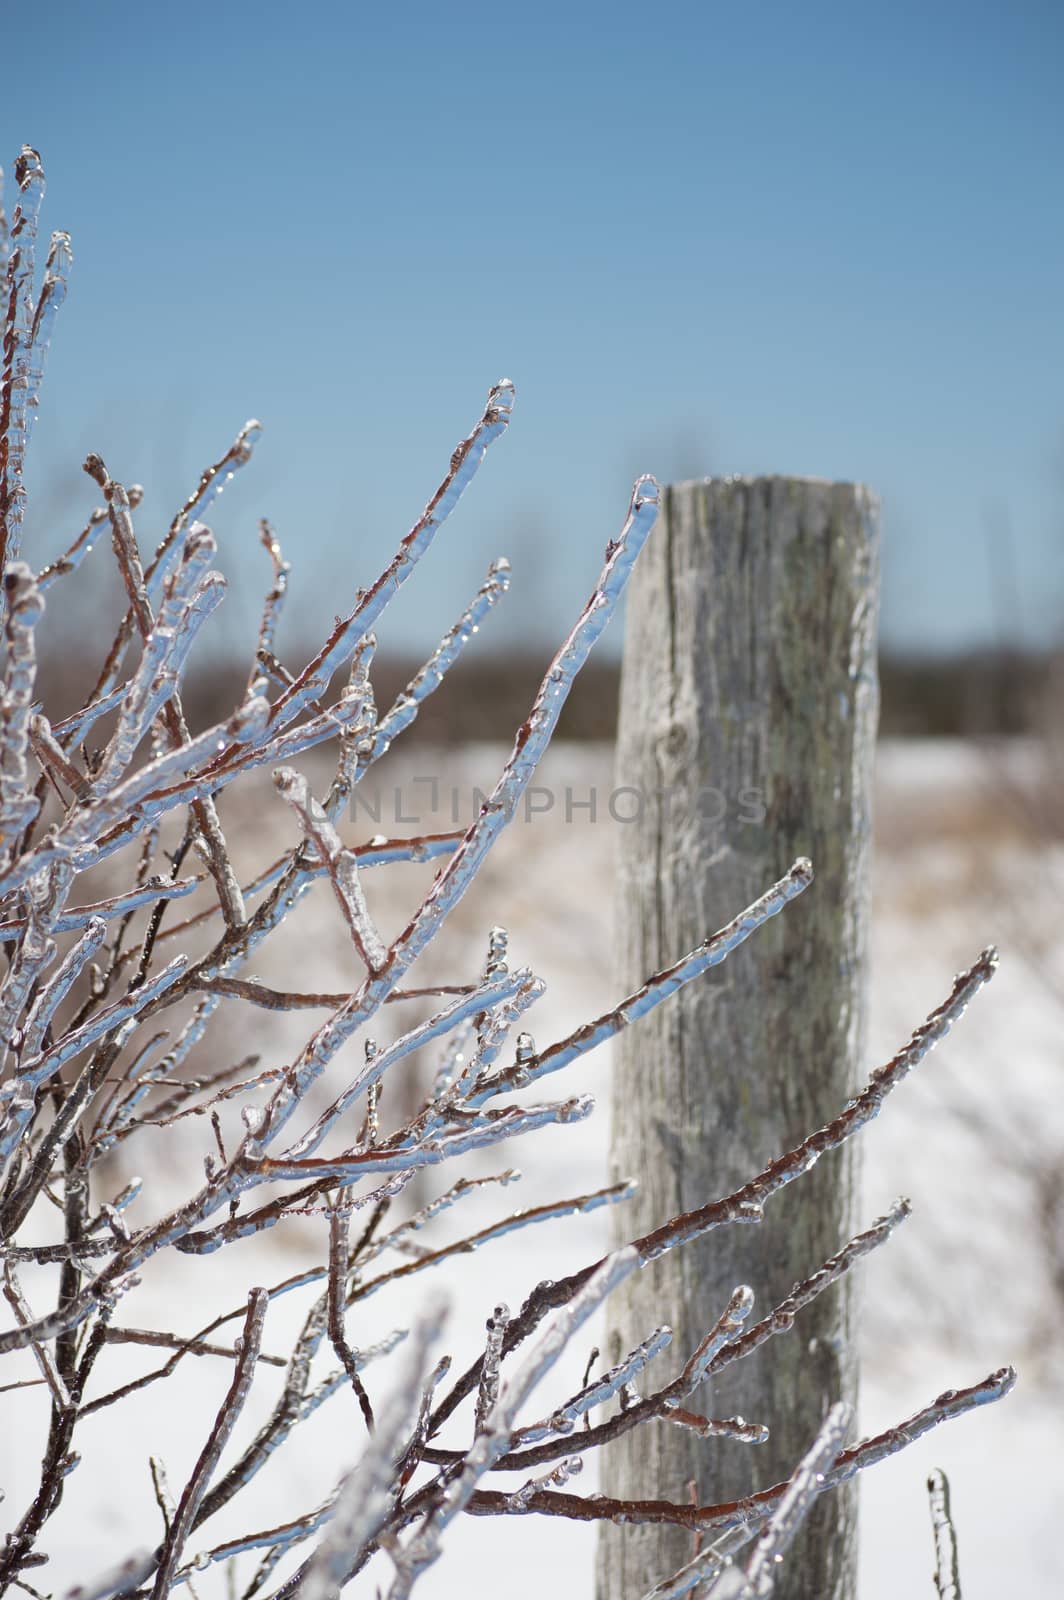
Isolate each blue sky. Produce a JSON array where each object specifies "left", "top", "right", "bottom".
[{"left": 3, "top": 0, "right": 1061, "bottom": 662}]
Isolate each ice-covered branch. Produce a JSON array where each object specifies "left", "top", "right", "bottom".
[
  {"left": 248, "top": 518, "right": 290, "bottom": 696},
  {"left": 428, "top": 951, "right": 996, "bottom": 1436},
  {"left": 300, "top": 1301, "right": 445, "bottom": 1600},
  {"left": 0, "top": 564, "right": 44, "bottom": 844},
  {"left": 927, "top": 1467, "right": 962, "bottom": 1600},
  {"left": 0, "top": 147, "right": 47, "bottom": 575},
  {"left": 148, "top": 1287, "right": 268, "bottom": 1599},
  {"left": 476, "top": 859, "right": 812, "bottom": 1101},
  {"left": 261, "top": 380, "right": 514, "bottom": 737},
  {"left": 462, "top": 1370, "right": 1014, "bottom": 1535},
  {"left": 738, "top": 1403, "right": 852, "bottom": 1598},
  {"left": 274, "top": 767, "right": 387, "bottom": 972}
]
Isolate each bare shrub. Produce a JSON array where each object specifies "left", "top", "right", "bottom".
[{"left": 0, "top": 146, "right": 1012, "bottom": 1600}]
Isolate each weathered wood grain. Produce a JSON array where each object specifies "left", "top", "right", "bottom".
[{"left": 598, "top": 476, "right": 880, "bottom": 1600}]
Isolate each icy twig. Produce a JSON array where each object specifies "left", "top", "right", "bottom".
[
  {"left": 2, "top": 1261, "right": 72, "bottom": 1411},
  {"left": 24, "top": 228, "right": 72, "bottom": 452},
  {"left": 261, "top": 380, "right": 515, "bottom": 738},
  {"left": 0, "top": 564, "right": 44, "bottom": 844},
  {"left": 458, "top": 1369, "right": 1015, "bottom": 1531},
  {"left": 519, "top": 1325, "right": 674, "bottom": 1445},
  {"left": 634, "top": 950, "right": 998, "bottom": 1264},
  {"left": 80, "top": 453, "right": 246, "bottom": 932},
  {"left": 274, "top": 767, "right": 386, "bottom": 972},
  {"left": 173, "top": 1172, "right": 410, "bottom": 1259},
  {"left": 0, "top": 873, "right": 202, "bottom": 939},
  {"left": 101, "top": 1326, "right": 287, "bottom": 1369},
  {"left": 191, "top": 977, "right": 475, "bottom": 1012},
  {"left": 28, "top": 711, "right": 92, "bottom": 801},
  {"left": 177, "top": 1494, "right": 338, "bottom": 1592},
  {"left": 366, "top": 557, "right": 511, "bottom": 760},
  {"left": 738, "top": 1402, "right": 852, "bottom": 1598},
  {"left": 300, "top": 1300, "right": 445, "bottom": 1600},
  {"left": 474, "top": 1303, "right": 510, "bottom": 1436},
  {"left": 395, "top": 1353, "right": 453, "bottom": 1492},
  {"left": 390, "top": 1250, "right": 637, "bottom": 1598},
  {"left": 676, "top": 1287, "right": 755, "bottom": 1392},
  {"left": 927, "top": 1467, "right": 962, "bottom": 1600},
  {"left": 0, "top": 148, "right": 46, "bottom": 575},
  {"left": 17, "top": 913, "right": 107, "bottom": 1060},
  {"left": 149, "top": 1287, "right": 268, "bottom": 1599},
  {"left": 35, "top": 500, "right": 110, "bottom": 590},
  {"left": 86, "top": 420, "right": 260, "bottom": 707},
  {"left": 148, "top": 420, "right": 262, "bottom": 591},
  {"left": 327, "top": 1206, "right": 374, "bottom": 1432},
  {"left": 636, "top": 1527, "right": 758, "bottom": 1600},
  {"left": 708, "top": 1201, "right": 912, "bottom": 1379},
  {"left": 247, "top": 519, "right": 289, "bottom": 696},
  {"left": 659, "top": 1409, "right": 766, "bottom": 1445},
  {"left": 477, "top": 859, "right": 812, "bottom": 1100},
  {"left": 428, "top": 951, "right": 996, "bottom": 1436},
  {"left": 62, "top": 1550, "right": 158, "bottom": 1600},
  {"left": 350, "top": 1180, "right": 635, "bottom": 1308}
]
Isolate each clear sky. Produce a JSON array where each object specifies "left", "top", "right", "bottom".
[{"left": 3, "top": 0, "right": 1061, "bottom": 662}]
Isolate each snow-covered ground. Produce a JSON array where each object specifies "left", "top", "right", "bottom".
[{"left": 2, "top": 738, "right": 1060, "bottom": 1597}]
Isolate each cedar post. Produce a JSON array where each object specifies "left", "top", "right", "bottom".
[{"left": 598, "top": 476, "right": 880, "bottom": 1600}]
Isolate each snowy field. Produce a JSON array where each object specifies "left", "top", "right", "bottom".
[{"left": 2, "top": 737, "right": 1060, "bottom": 1598}]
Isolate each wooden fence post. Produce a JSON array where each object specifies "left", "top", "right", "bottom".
[{"left": 597, "top": 476, "right": 880, "bottom": 1600}]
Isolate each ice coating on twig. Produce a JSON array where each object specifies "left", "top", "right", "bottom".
[
  {"left": 927, "top": 1467, "right": 962, "bottom": 1600},
  {"left": 474, "top": 1302, "right": 511, "bottom": 1435},
  {"left": 528, "top": 1325, "right": 673, "bottom": 1442},
  {"left": 737, "top": 1402, "right": 852, "bottom": 1597},
  {"left": 0, "top": 148, "right": 47, "bottom": 577},
  {"left": 275, "top": 767, "right": 387, "bottom": 972},
  {"left": 35, "top": 501, "right": 109, "bottom": 591},
  {"left": 145, "top": 418, "right": 263, "bottom": 609},
  {"left": 62, "top": 1549, "right": 158, "bottom": 1600},
  {"left": 248, "top": 519, "right": 290, "bottom": 696},
  {"left": 301, "top": 1299, "right": 445, "bottom": 1600},
  {"left": 678, "top": 1286, "right": 755, "bottom": 1391},
  {"left": 476, "top": 859, "right": 812, "bottom": 1099},
  {"left": 707, "top": 1200, "right": 912, "bottom": 1379},
  {"left": 260, "top": 380, "right": 516, "bottom": 744},
  {"left": 24, "top": 229, "right": 72, "bottom": 452},
  {"left": 636, "top": 1526, "right": 759, "bottom": 1600},
  {"left": 0, "top": 564, "right": 44, "bottom": 846},
  {"left": 388, "top": 1251, "right": 638, "bottom": 1597},
  {"left": 368, "top": 558, "right": 511, "bottom": 761},
  {"left": 148, "top": 1288, "right": 268, "bottom": 1599}
]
